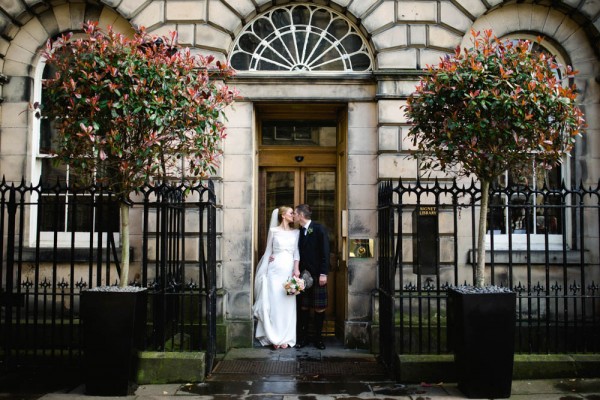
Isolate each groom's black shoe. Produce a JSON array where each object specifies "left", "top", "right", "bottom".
[
  {"left": 315, "top": 339, "right": 326, "bottom": 350},
  {"left": 295, "top": 338, "right": 308, "bottom": 348}
]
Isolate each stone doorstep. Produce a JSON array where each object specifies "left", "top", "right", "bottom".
[
  {"left": 135, "top": 351, "right": 206, "bottom": 385},
  {"left": 397, "top": 354, "right": 600, "bottom": 383}
]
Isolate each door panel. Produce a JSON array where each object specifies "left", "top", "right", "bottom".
[{"left": 258, "top": 167, "right": 336, "bottom": 334}]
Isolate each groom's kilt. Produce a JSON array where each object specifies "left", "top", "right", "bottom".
[{"left": 301, "top": 283, "right": 328, "bottom": 309}]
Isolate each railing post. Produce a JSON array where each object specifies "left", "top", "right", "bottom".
[
  {"left": 205, "top": 180, "right": 217, "bottom": 374},
  {"left": 3, "top": 185, "right": 17, "bottom": 364}
]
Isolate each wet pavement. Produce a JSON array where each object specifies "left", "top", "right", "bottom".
[{"left": 2, "top": 337, "right": 600, "bottom": 399}]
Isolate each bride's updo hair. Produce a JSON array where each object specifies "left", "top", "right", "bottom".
[{"left": 278, "top": 206, "right": 293, "bottom": 223}]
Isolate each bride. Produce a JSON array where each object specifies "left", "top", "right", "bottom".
[{"left": 253, "top": 206, "right": 300, "bottom": 349}]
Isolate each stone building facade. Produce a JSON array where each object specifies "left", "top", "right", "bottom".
[{"left": 0, "top": 0, "right": 598, "bottom": 350}]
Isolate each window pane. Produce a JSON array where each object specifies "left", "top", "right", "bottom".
[
  {"left": 67, "top": 195, "right": 94, "bottom": 232},
  {"left": 40, "top": 159, "right": 67, "bottom": 188},
  {"left": 488, "top": 162, "right": 563, "bottom": 235},
  {"left": 262, "top": 120, "right": 336, "bottom": 146},
  {"left": 39, "top": 195, "right": 66, "bottom": 231}
]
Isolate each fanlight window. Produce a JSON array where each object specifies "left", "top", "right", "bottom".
[{"left": 230, "top": 4, "right": 373, "bottom": 72}]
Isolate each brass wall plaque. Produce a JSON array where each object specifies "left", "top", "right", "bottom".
[{"left": 349, "top": 239, "right": 373, "bottom": 258}]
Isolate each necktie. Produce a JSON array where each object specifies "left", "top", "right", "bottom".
[{"left": 300, "top": 226, "right": 306, "bottom": 236}]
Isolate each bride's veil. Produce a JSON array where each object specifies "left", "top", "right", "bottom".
[{"left": 252, "top": 208, "right": 279, "bottom": 318}]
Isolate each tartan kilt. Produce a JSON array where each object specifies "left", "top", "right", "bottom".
[{"left": 300, "top": 283, "right": 328, "bottom": 309}]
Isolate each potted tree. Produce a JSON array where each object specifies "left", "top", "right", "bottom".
[
  {"left": 36, "top": 21, "right": 236, "bottom": 395},
  {"left": 405, "top": 30, "right": 585, "bottom": 398}
]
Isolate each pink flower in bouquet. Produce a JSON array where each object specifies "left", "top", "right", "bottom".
[{"left": 284, "top": 276, "right": 306, "bottom": 295}]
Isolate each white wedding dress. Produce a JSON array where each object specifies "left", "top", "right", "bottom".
[{"left": 253, "top": 226, "right": 300, "bottom": 347}]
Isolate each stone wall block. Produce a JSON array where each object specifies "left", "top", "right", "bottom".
[
  {"left": 348, "top": 0, "right": 379, "bottom": 20},
  {"left": 166, "top": 0, "right": 205, "bottom": 21},
  {"left": 379, "top": 125, "right": 400, "bottom": 151},
  {"left": 0, "top": 36, "right": 10, "bottom": 59},
  {"left": 2, "top": 60, "right": 29, "bottom": 77},
  {"left": 147, "top": 24, "right": 177, "bottom": 38},
  {"left": 223, "top": 287, "right": 250, "bottom": 319},
  {"left": 348, "top": 155, "right": 377, "bottom": 185},
  {"left": 456, "top": 0, "right": 487, "bottom": 18},
  {"left": 221, "top": 260, "right": 250, "bottom": 290},
  {"left": 223, "top": 181, "right": 252, "bottom": 208},
  {"left": 377, "top": 79, "right": 420, "bottom": 97},
  {"left": 410, "top": 25, "right": 427, "bottom": 46},
  {"left": 378, "top": 99, "right": 407, "bottom": 124},
  {"left": 117, "top": 0, "right": 150, "bottom": 19},
  {"left": 53, "top": 4, "right": 71, "bottom": 33},
  {"left": 222, "top": 207, "right": 252, "bottom": 234},
  {"left": 0, "top": 156, "right": 26, "bottom": 182},
  {"left": 347, "top": 290, "right": 372, "bottom": 320},
  {"left": 348, "top": 184, "right": 377, "bottom": 209},
  {"left": 132, "top": 1, "right": 165, "bottom": 29},
  {"left": 372, "top": 25, "right": 408, "bottom": 51},
  {"left": 5, "top": 42, "right": 35, "bottom": 66},
  {"left": 2, "top": 76, "right": 31, "bottom": 102},
  {"left": 222, "top": 0, "right": 255, "bottom": 20},
  {"left": 400, "top": 126, "right": 419, "bottom": 151},
  {"left": 223, "top": 154, "right": 252, "bottom": 181},
  {"left": 420, "top": 48, "right": 451, "bottom": 68},
  {"left": 581, "top": 0, "right": 600, "bottom": 20},
  {"left": 348, "top": 102, "right": 377, "bottom": 128},
  {"left": 397, "top": 2, "right": 437, "bottom": 22},
  {"left": 543, "top": 8, "right": 567, "bottom": 37},
  {"left": 0, "top": 14, "right": 11, "bottom": 42},
  {"left": 362, "top": 2, "right": 395, "bottom": 33},
  {"left": 440, "top": 1, "right": 473, "bottom": 33},
  {"left": 491, "top": 6, "right": 522, "bottom": 33},
  {"left": 100, "top": 0, "right": 123, "bottom": 7},
  {"left": 223, "top": 127, "right": 252, "bottom": 155},
  {"left": 23, "top": 16, "right": 52, "bottom": 45},
  {"left": 0, "top": 127, "right": 28, "bottom": 154},
  {"left": 69, "top": 2, "right": 86, "bottom": 31},
  {"left": 378, "top": 154, "right": 417, "bottom": 179},
  {"left": 554, "top": 17, "right": 583, "bottom": 45},
  {"left": 1, "top": 0, "right": 27, "bottom": 21},
  {"left": 2, "top": 102, "right": 28, "bottom": 128},
  {"left": 195, "top": 24, "right": 231, "bottom": 52},
  {"left": 348, "top": 127, "right": 378, "bottom": 154},
  {"left": 222, "top": 232, "right": 251, "bottom": 264},
  {"left": 10, "top": 30, "right": 40, "bottom": 55},
  {"left": 97, "top": 8, "right": 133, "bottom": 35},
  {"left": 427, "top": 26, "right": 461, "bottom": 49},
  {"left": 530, "top": 6, "right": 550, "bottom": 33},
  {"left": 224, "top": 102, "right": 252, "bottom": 128},
  {"left": 176, "top": 24, "right": 195, "bottom": 45},
  {"left": 516, "top": 3, "right": 533, "bottom": 32},
  {"left": 208, "top": 0, "right": 239, "bottom": 33},
  {"left": 348, "top": 209, "right": 377, "bottom": 236},
  {"left": 38, "top": 10, "right": 60, "bottom": 38}
]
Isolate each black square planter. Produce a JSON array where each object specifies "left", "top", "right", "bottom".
[
  {"left": 81, "top": 288, "right": 147, "bottom": 396},
  {"left": 447, "top": 287, "right": 516, "bottom": 399}
]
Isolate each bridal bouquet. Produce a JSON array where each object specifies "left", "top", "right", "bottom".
[{"left": 283, "top": 276, "right": 306, "bottom": 295}]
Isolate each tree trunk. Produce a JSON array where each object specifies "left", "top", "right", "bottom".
[
  {"left": 475, "top": 179, "right": 490, "bottom": 288},
  {"left": 119, "top": 203, "right": 130, "bottom": 288}
]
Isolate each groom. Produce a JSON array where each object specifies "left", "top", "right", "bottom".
[{"left": 294, "top": 204, "right": 330, "bottom": 350}]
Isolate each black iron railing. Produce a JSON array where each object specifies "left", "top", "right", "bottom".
[
  {"left": 0, "top": 179, "right": 218, "bottom": 371},
  {"left": 377, "top": 179, "right": 600, "bottom": 368}
]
